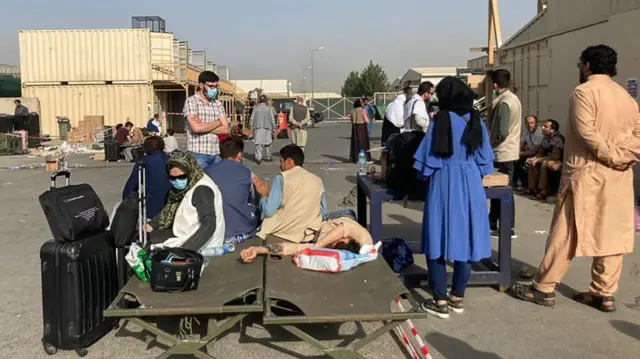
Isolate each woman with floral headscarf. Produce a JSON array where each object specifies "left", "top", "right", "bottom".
[{"left": 146, "top": 151, "right": 226, "bottom": 251}]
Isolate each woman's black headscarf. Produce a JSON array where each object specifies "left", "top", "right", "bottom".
[
  {"left": 353, "top": 99, "right": 362, "bottom": 109},
  {"left": 432, "top": 76, "right": 483, "bottom": 158}
]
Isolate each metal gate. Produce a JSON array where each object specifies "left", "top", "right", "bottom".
[{"left": 311, "top": 97, "right": 359, "bottom": 120}]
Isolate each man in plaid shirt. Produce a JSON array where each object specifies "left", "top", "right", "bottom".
[{"left": 183, "top": 71, "right": 230, "bottom": 169}]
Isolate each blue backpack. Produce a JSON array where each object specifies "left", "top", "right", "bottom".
[{"left": 381, "top": 238, "right": 414, "bottom": 273}]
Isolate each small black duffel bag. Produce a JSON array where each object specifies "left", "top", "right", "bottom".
[
  {"left": 148, "top": 248, "right": 204, "bottom": 293},
  {"left": 39, "top": 171, "right": 110, "bottom": 242}
]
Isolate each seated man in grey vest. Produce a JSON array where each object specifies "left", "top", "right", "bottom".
[
  {"left": 205, "top": 137, "right": 259, "bottom": 240},
  {"left": 252, "top": 144, "right": 327, "bottom": 243}
]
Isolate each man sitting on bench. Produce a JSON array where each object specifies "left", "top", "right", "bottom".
[
  {"left": 240, "top": 216, "right": 372, "bottom": 262},
  {"left": 114, "top": 121, "right": 135, "bottom": 147}
]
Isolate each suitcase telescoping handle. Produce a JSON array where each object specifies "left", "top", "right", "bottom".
[
  {"left": 49, "top": 170, "right": 71, "bottom": 188},
  {"left": 138, "top": 161, "right": 148, "bottom": 248}
]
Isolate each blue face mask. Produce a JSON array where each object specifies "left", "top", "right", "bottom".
[
  {"left": 170, "top": 178, "right": 188, "bottom": 191},
  {"left": 206, "top": 88, "right": 218, "bottom": 99}
]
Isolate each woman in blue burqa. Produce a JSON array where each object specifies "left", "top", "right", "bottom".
[{"left": 413, "top": 76, "right": 495, "bottom": 319}]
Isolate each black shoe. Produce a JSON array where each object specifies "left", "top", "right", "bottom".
[
  {"left": 490, "top": 223, "right": 498, "bottom": 238},
  {"left": 256, "top": 160, "right": 262, "bottom": 165},
  {"left": 421, "top": 299, "right": 449, "bottom": 319},
  {"left": 448, "top": 298, "right": 464, "bottom": 314},
  {"left": 264, "top": 158, "right": 273, "bottom": 162}
]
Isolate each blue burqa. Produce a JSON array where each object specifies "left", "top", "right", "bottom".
[{"left": 413, "top": 113, "right": 495, "bottom": 262}]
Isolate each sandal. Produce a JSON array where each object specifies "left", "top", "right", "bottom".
[
  {"left": 573, "top": 293, "right": 617, "bottom": 313},
  {"left": 510, "top": 283, "right": 555, "bottom": 307}
]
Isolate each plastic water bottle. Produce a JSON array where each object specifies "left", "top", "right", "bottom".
[
  {"left": 358, "top": 150, "right": 367, "bottom": 176},
  {"left": 225, "top": 234, "right": 246, "bottom": 245},
  {"left": 199, "top": 243, "right": 235, "bottom": 257}
]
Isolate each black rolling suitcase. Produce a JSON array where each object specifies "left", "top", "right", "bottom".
[
  {"left": 39, "top": 171, "right": 118, "bottom": 357},
  {"left": 104, "top": 140, "right": 120, "bottom": 162}
]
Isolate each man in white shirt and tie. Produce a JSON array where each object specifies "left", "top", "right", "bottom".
[{"left": 403, "top": 82, "right": 435, "bottom": 132}]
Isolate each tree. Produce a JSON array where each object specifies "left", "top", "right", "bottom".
[
  {"left": 341, "top": 71, "right": 362, "bottom": 97},
  {"left": 359, "top": 61, "right": 390, "bottom": 96},
  {"left": 340, "top": 61, "right": 390, "bottom": 97}
]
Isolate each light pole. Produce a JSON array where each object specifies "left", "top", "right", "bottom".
[
  {"left": 302, "top": 65, "right": 312, "bottom": 96},
  {"left": 310, "top": 46, "right": 324, "bottom": 108}
]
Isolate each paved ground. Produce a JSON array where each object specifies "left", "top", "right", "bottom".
[{"left": 0, "top": 122, "right": 639, "bottom": 359}]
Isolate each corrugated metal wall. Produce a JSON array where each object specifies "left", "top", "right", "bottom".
[
  {"left": 546, "top": 0, "right": 610, "bottom": 34},
  {"left": 495, "top": 0, "right": 630, "bottom": 127},
  {"left": 173, "top": 40, "right": 188, "bottom": 82},
  {"left": 23, "top": 84, "right": 152, "bottom": 136},
  {"left": 500, "top": 40, "right": 551, "bottom": 120},
  {"left": 19, "top": 29, "right": 154, "bottom": 84},
  {"left": 491, "top": 0, "right": 640, "bottom": 192},
  {"left": 467, "top": 55, "right": 489, "bottom": 70},
  {"left": 189, "top": 50, "right": 206, "bottom": 70},
  {"left": 150, "top": 32, "right": 175, "bottom": 82},
  {"left": 215, "top": 66, "right": 230, "bottom": 81}
]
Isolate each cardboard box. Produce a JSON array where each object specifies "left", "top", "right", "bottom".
[
  {"left": 467, "top": 75, "right": 486, "bottom": 97},
  {"left": 482, "top": 173, "right": 509, "bottom": 187},
  {"left": 92, "top": 153, "right": 105, "bottom": 161},
  {"left": 45, "top": 156, "right": 61, "bottom": 173}
]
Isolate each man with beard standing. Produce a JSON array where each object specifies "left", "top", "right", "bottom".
[
  {"left": 250, "top": 95, "right": 276, "bottom": 164},
  {"left": 488, "top": 69, "right": 522, "bottom": 239},
  {"left": 289, "top": 96, "right": 310, "bottom": 151},
  {"left": 512, "top": 45, "right": 640, "bottom": 312},
  {"left": 183, "top": 71, "right": 230, "bottom": 169}
]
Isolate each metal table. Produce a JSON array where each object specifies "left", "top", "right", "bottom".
[{"left": 357, "top": 175, "right": 513, "bottom": 291}]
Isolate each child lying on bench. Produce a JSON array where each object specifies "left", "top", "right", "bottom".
[{"left": 240, "top": 217, "right": 373, "bottom": 263}]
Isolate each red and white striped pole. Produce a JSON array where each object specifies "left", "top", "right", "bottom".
[
  {"left": 395, "top": 325, "right": 420, "bottom": 359},
  {"left": 395, "top": 298, "right": 432, "bottom": 359}
]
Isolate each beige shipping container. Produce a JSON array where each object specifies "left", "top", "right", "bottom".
[
  {"left": 150, "top": 32, "right": 175, "bottom": 82},
  {"left": 19, "top": 29, "right": 156, "bottom": 84},
  {"left": 23, "top": 84, "right": 153, "bottom": 137}
]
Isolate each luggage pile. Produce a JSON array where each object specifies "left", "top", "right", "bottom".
[
  {"left": 38, "top": 166, "right": 145, "bottom": 357},
  {"left": 384, "top": 131, "right": 426, "bottom": 200}
]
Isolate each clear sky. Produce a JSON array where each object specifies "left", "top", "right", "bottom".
[{"left": 0, "top": 0, "right": 536, "bottom": 92}]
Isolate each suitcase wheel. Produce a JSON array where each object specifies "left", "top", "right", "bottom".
[
  {"left": 75, "top": 348, "right": 88, "bottom": 357},
  {"left": 42, "top": 340, "right": 57, "bottom": 356}
]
